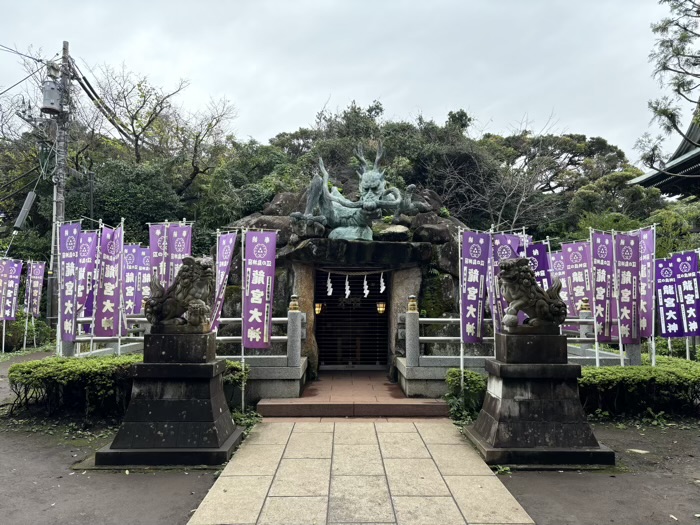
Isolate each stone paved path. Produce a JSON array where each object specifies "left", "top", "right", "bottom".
[{"left": 188, "top": 420, "right": 534, "bottom": 525}]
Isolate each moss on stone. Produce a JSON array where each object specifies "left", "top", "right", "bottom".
[{"left": 419, "top": 270, "right": 454, "bottom": 319}]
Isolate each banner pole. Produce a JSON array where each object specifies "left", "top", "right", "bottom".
[
  {"left": 2, "top": 320, "right": 5, "bottom": 354},
  {"left": 90, "top": 220, "right": 103, "bottom": 355},
  {"left": 489, "top": 226, "right": 497, "bottom": 357},
  {"left": 458, "top": 228, "right": 464, "bottom": 391},
  {"left": 32, "top": 316, "right": 36, "bottom": 347},
  {"left": 241, "top": 229, "right": 246, "bottom": 413},
  {"left": 611, "top": 230, "right": 625, "bottom": 366},
  {"left": 650, "top": 224, "right": 657, "bottom": 366},
  {"left": 56, "top": 221, "right": 62, "bottom": 356},
  {"left": 23, "top": 261, "right": 30, "bottom": 350},
  {"left": 589, "top": 229, "right": 601, "bottom": 367},
  {"left": 117, "top": 218, "right": 124, "bottom": 356}
]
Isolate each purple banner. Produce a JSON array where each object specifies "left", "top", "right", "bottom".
[
  {"left": 26, "top": 262, "right": 45, "bottom": 318},
  {"left": 614, "top": 233, "right": 640, "bottom": 344},
  {"left": 490, "top": 234, "right": 522, "bottom": 328},
  {"left": 525, "top": 242, "right": 551, "bottom": 290},
  {"left": 94, "top": 225, "right": 123, "bottom": 337},
  {"left": 656, "top": 259, "right": 684, "bottom": 337},
  {"left": 637, "top": 228, "right": 656, "bottom": 338},
  {"left": 591, "top": 231, "right": 615, "bottom": 342},
  {"left": 122, "top": 245, "right": 141, "bottom": 316},
  {"left": 460, "top": 231, "right": 491, "bottom": 343},
  {"left": 76, "top": 231, "right": 98, "bottom": 318},
  {"left": 149, "top": 224, "right": 167, "bottom": 288},
  {"left": 0, "top": 259, "right": 23, "bottom": 321},
  {"left": 213, "top": 232, "right": 237, "bottom": 331},
  {"left": 673, "top": 251, "right": 700, "bottom": 336},
  {"left": 59, "top": 223, "right": 81, "bottom": 341},
  {"left": 166, "top": 224, "right": 192, "bottom": 286},
  {"left": 561, "top": 242, "right": 594, "bottom": 320},
  {"left": 548, "top": 252, "right": 571, "bottom": 307},
  {"left": 242, "top": 231, "right": 277, "bottom": 349},
  {"left": 138, "top": 248, "right": 151, "bottom": 313}
]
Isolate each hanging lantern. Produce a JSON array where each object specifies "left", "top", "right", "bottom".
[
  {"left": 376, "top": 302, "right": 386, "bottom": 314},
  {"left": 315, "top": 303, "right": 323, "bottom": 315}
]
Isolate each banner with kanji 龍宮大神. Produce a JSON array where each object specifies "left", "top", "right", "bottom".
[
  {"left": 242, "top": 231, "right": 277, "bottom": 348},
  {"left": 59, "top": 222, "right": 81, "bottom": 341},
  {"left": 673, "top": 251, "right": 700, "bottom": 337},
  {"left": 614, "top": 232, "right": 640, "bottom": 344},
  {"left": 591, "top": 231, "right": 615, "bottom": 342},
  {"left": 655, "top": 258, "right": 684, "bottom": 337},
  {"left": 93, "top": 225, "right": 123, "bottom": 337},
  {"left": 25, "top": 261, "right": 45, "bottom": 318},
  {"left": 0, "top": 258, "right": 23, "bottom": 321},
  {"left": 460, "top": 231, "right": 491, "bottom": 343}
]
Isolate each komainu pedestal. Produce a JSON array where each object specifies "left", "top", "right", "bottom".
[
  {"left": 95, "top": 331, "right": 243, "bottom": 466},
  {"left": 465, "top": 332, "right": 614, "bottom": 465}
]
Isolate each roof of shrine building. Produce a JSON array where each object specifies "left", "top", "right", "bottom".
[{"left": 629, "top": 119, "right": 700, "bottom": 198}]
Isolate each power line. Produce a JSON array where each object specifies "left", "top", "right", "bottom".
[
  {"left": 0, "top": 166, "right": 38, "bottom": 192},
  {"left": 0, "top": 175, "right": 41, "bottom": 203},
  {"left": 0, "top": 44, "right": 46, "bottom": 64},
  {"left": 0, "top": 63, "right": 45, "bottom": 97}
]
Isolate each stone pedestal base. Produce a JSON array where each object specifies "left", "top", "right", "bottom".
[
  {"left": 95, "top": 332, "right": 243, "bottom": 466},
  {"left": 465, "top": 332, "right": 614, "bottom": 466}
]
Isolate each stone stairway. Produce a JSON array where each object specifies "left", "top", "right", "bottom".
[{"left": 257, "top": 371, "right": 449, "bottom": 418}]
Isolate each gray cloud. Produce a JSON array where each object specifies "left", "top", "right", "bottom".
[{"left": 0, "top": 0, "right": 672, "bottom": 161}]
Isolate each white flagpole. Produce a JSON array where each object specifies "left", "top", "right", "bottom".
[
  {"left": 32, "top": 316, "right": 36, "bottom": 347},
  {"left": 650, "top": 224, "right": 657, "bottom": 366},
  {"left": 215, "top": 229, "right": 221, "bottom": 335},
  {"left": 241, "top": 229, "right": 246, "bottom": 412},
  {"left": 117, "top": 218, "right": 124, "bottom": 356},
  {"left": 23, "top": 261, "right": 31, "bottom": 350},
  {"left": 612, "top": 230, "right": 625, "bottom": 366},
  {"left": 489, "top": 226, "right": 497, "bottom": 357},
  {"left": 1, "top": 320, "right": 5, "bottom": 354},
  {"left": 90, "top": 220, "right": 103, "bottom": 355},
  {"left": 589, "top": 229, "right": 601, "bottom": 367},
  {"left": 458, "top": 228, "right": 464, "bottom": 391},
  {"left": 56, "top": 221, "right": 63, "bottom": 356}
]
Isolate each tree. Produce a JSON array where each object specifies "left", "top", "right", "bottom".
[{"left": 641, "top": 0, "right": 700, "bottom": 165}]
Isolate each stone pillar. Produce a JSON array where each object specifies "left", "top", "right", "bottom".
[
  {"left": 626, "top": 344, "right": 642, "bottom": 366},
  {"left": 287, "top": 295, "right": 302, "bottom": 368},
  {"left": 405, "top": 295, "right": 420, "bottom": 368}
]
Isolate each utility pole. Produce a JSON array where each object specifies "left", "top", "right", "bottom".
[{"left": 48, "top": 41, "right": 72, "bottom": 355}]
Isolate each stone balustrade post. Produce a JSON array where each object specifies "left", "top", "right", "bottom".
[
  {"left": 287, "top": 295, "right": 302, "bottom": 367},
  {"left": 405, "top": 295, "right": 420, "bottom": 368}
]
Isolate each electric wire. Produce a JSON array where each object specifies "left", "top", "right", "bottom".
[
  {"left": 0, "top": 63, "right": 46, "bottom": 97},
  {"left": 0, "top": 167, "right": 38, "bottom": 192},
  {"left": 0, "top": 44, "right": 45, "bottom": 64},
  {"left": 0, "top": 175, "right": 41, "bottom": 202}
]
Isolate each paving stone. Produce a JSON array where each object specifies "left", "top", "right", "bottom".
[
  {"left": 444, "top": 475, "right": 534, "bottom": 524},
  {"left": 247, "top": 422, "right": 293, "bottom": 444},
  {"left": 220, "top": 444, "right": 285, "bottom": 476},
  {"left": 284, "top": 431, "right": 333, "bottom": 458},
  {"left": 258, "top": 496, "right": 328, "bottom": 525},
  {"left": 384, "top": 459, "right": 450, "bottom": 496},
  {"left": 269, "top": 458, "right": 331, "bottom": 497},
  {"left": 414, "top": 422, "right": 466, "bottom": 444},
  {"left": 375, "top": 422, "right": 417, "bottom": 433},
  {"left": 334, "top": 422, "right": 378, "bottom": 445},
  {"left": 188, "top": 475, "right": 272, "bottom": 525},
  {"left": 328, "top": 475, "right": 395, "bottom": 523},
  {"left": 332, "top": 444, "right": 384, "bottom": 476},
  {"left": 293, "top": 422, "right": 335, "bottom": 433},
  {"left": 392, "top": 496, "right": 466, "bottom": 525},
  {"left": 427, "top": 443, "right": 495, "bottom": 476},
  {"left": 378, "top": 432, "right": 431, "bottom": 459}
]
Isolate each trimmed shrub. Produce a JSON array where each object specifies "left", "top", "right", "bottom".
[
  {"left": 8, "top": 354, "right": 250, "bottom": 418},
  {"left": 578, "top": 355, "right": 700, "bottom": 416},
  {"left": 446, "top": 355, "right": 700, "bottom": 420},
  {"left": 444, "top": 368, "right": 487, "bottom": 423}
]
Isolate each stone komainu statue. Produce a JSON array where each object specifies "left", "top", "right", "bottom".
[
  {"left": 144, "top": 256, "right": 215, "bottom": 331},
  {"left": 498, "top": 257, "right": 567, "bottom": 329}
]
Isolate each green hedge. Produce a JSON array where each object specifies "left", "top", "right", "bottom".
[
  {"left": 446, "top": 355, "right": 700, "bottom": 420},
  {"left": 578, "top": 355, "right": 700, "bottom": 416},
  {"left": 8, "top": 354, "right": 250, "bottom": 418}
]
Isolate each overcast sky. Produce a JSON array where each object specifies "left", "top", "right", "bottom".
[{"left": 0, "top": 1, "right": 674, "bottom": 163}]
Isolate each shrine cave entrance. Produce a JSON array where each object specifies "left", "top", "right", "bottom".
[{"left": 314, "top": 269, "right": 389, "bottom": 370}]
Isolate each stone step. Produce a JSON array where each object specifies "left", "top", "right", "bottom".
[{"left": 256, "top": 398, "right": 449, "bottom": 417}]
